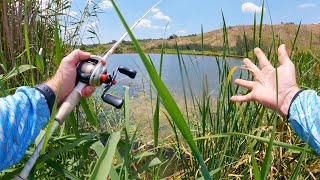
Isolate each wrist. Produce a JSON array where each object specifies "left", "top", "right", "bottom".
[
  {"left": 279, "top": 85, "right": 301, "bottom": 116},
  {"left": 35, "top": 84, "right": 56, "bottom": 114},
  {"left": 45, "top": 74, "right": 62, "bottom": 103}
]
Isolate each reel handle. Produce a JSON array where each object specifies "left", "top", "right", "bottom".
[
  {"left": 102, "top": 94, "right": 124, "bottom": 109},
  {"left": 118, "top": 66, "right": 137, "bottom": 79}
]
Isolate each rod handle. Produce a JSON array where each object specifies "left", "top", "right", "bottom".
[{"left": 55, "top": 82, "right": 85, "bottom": 124}]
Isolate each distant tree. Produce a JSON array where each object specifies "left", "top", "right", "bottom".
[
  {"left": 114, "top": 47, "right": 123, "bottom": 54},
  {"left": 79, "top": 44, "right": 86, "bottom": 51},
  {"left": 281, "top": 22, "right": 295, "bottom": 25},
  {"left": 235, "top": 35, "right": 245, "bottom": 55},
  {"left": 168, "top": 34, "right": 178, "bottom": 40}
]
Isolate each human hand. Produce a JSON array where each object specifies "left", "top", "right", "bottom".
[
  {"left": 45, "top": 50, "right": 99, "bottom": 104},
  {"left": 230, "top": 44, "right": 301, "bottom": 116}
]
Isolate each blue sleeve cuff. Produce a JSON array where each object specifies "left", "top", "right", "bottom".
[{"left": 287, "top": 90, "right": 304, "bottom": 119}]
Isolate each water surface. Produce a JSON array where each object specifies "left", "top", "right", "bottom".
[{"left": 99, "top": 54, "right": 244, "bottom": 97}]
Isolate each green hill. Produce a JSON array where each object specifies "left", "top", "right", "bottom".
[{"left": 84, "top": 24, "right": 320, "bottom": 57}]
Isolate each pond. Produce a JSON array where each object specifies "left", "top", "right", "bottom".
[{"left": 97, "top": 53, "right": 244, "bottom": 97}]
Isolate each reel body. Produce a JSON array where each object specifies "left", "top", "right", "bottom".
[{"left": 76, "top": 56, "right": 137, "bottom": 108}]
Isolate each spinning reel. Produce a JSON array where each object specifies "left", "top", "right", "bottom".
[{"left": 76, "top": 56, "right": 137, "bottom": 109}]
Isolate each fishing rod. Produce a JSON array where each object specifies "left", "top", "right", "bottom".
[{"left": 15, "top": 1, "right": 161, "bottom": 179}]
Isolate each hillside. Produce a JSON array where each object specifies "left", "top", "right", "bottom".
[
  {"left": 142, "top": 24, "right": 320, "bottom": 53},
  {"left": 84, "top": 24, "right": 320, "bottom": 56}
]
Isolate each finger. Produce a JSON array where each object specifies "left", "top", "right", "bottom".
[
  {"left": 230, "top": 93, "right": 253, "bottom": 102},
  {"left": 254, "top": 47, "right": 271, "bottom": 68},
  {"left": 101, "top": 59, "right": 106, "bottom": 66},
  {"left": 243, "top": 58, "right": 260, "bottom": 73},
  {"left": 67, "top": 49, "right": 91, "bottom": 65},
  {"left": 278, "top": 44, "right": 291, "bottom": 65},
  {"left": 234, "top": 79, "right": 254, "bottom": 90},
  {"left": 81, "top": 86, "right": 95, "bottom": 98}
]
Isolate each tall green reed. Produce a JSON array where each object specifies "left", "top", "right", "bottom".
[{"left": 110, "top": 0, "right": 211, "bottom": 179}]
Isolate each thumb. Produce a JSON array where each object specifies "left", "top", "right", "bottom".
[
  {"left": 66, "top": 49, "right": 91, "bottom": 65},
  {"left": 81, "top": 86, "right": 95, "bottom": 98}
]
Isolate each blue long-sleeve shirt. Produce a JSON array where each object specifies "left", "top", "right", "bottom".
[
  {"left": 0, "top": 87, "right": 50, "bottom": 171},
  {"left": 288, "top": 90, "right": 320, "bottom": 154}
]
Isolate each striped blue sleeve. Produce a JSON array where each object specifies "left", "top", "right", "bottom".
[
  {"left": 288, "top": 90, "right": 320, "bottom": 154},
  {"left": 0, "top": 86, "right": 50, "bottom": 171}
]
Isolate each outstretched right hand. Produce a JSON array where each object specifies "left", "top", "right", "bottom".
[{"left": 230, "top": 44, "right": 301, "bottom": 116}]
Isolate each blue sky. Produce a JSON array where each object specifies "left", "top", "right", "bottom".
[{"left": 68, "top": 0, "right": 320, "bottom": 44}]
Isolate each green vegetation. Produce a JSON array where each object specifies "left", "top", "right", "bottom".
[{"left": 1, "top": 0, "right": 320, "bottom": 179}]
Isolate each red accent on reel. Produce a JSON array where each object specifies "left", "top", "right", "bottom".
[{"left": 100, "top": 74, "right": 108, "bottom": 83}]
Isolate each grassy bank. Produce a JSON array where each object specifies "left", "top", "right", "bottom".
[
  {"left": 144, "top": 49, "right": 246, "bottom": 58},
  {"left": 82, "top": 42, "right": 246, "bottom": 59}
]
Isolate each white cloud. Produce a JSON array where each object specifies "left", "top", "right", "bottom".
[
  {"left": 129, "top": 8, "right": 171, "bottom": 30},
  {"left": 99, "top": 0, "right": 113, "bottom": 9},
  {"left": 153, "top": 11, "right": 171, "bottom": 21},
  {"left": 151, "top": 8, "right": 160, "bottom": 13},
  {"left": 137, "top": 19, "right": 166, "bottom": 29},
  {"left": 241, "top": 2, "right": 262, "bottom": 13},
  {"left": 297, "top": 3, "right": 317, "bottom": 8},
  {"left": 150, "top": 8, "right": 171, "bottom": 22},
  {"left": 137, "top": 19, "right": 153, "bottom": 28}
]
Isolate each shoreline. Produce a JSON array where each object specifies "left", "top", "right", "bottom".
[{"left": 113, "top": 49, "right": 246, "bottom": 59}]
